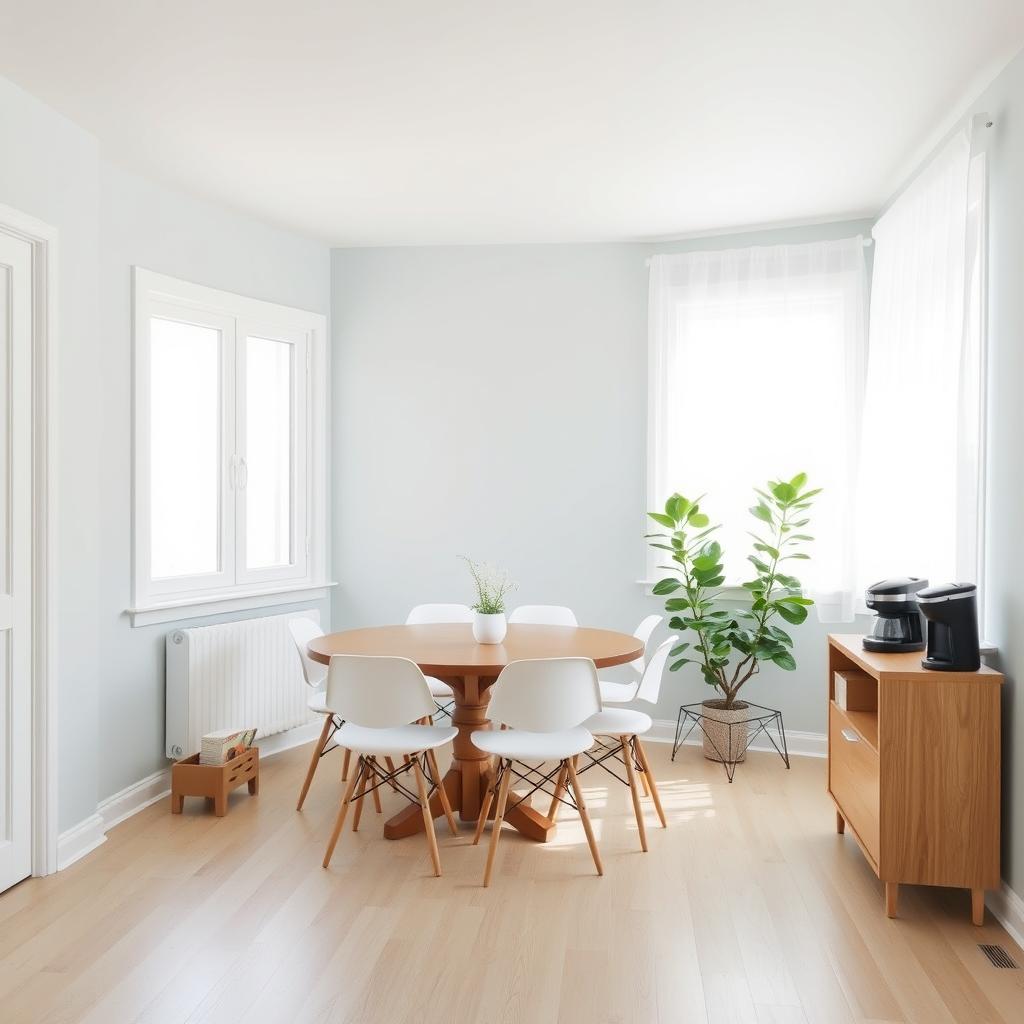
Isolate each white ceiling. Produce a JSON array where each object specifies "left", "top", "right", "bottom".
[{"left": 1, "top": 1, "right": 1022, "bottom": 246}]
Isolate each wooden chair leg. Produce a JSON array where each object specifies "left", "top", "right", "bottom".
[
  {"left": 621, "top": 736, "right": 648, "bottom": 852},
  {"left": 413, "top": 758, "right": 442, "bottom": 877},
  {"left": 370, "top": 758, "right": 383, "bottom": 814},
  {"left": 427, "top": 749, "right": 458, "bottom": 836},
  {"left": 323, "top": 760, "right": 364, "bottom": 867},
  {"left": 638, "top": 764, "right": 651, "bottom": 798},
  {"left": 634, "top": 737, "right": 667, "bottom": 828},
  {"left": 483, "top": 761, "right": 513, "bottom": 887},
  {"left": 297, "top": 714, "right": 333, "bottom": 810},
  {"left": 473, "top": 768, "right": 498, "bottom": 846},
  {"left": 341, "top": 747, "right": 351, "bottom": 781},
  {"left": 383, "top": 756, "right": 400, "bottom": 792},
  {"left": 547, "top": 763, "right": 568, "bottom": 821},
  {"left": 352, "top": 757, "right": 369, "bottom": 831},
  {"left": 566, "top": 758, "right": 603, "bottom": 876}
]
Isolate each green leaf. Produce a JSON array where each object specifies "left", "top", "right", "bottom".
[
  {"left": 648, "top": 512, "right": 676, "bottom": 529},
  {"left": 790, "top": 472, "right": 808, "bottom": 491},
  {"left": 666, "top": 494, "right": 691, "bottom": 522},
  {"left": 771, "top": 650, "right": 797, "bottom": 670},
  {"left": 687, "top": 511, "right": 710, "bottom": 528},
  {"left": 692, "top": 554, "right": 718, "bottom": 572},
  {"left": 777, "top": 595, "right": 814, "bottom": 606},
  {"left": 669, "top": 658, "right": 691, "bottom": 671},
  {"left": 652, "top": 578, "right": 682, "bottom": 595},
  {"left": 771, "top": 482, "right": 797, "bottom": 503},
  {"left": 775, "top": 602, "right": 808, "bottom": 625},
  {"left": 750, "top": 504, "right": 773, "bottom": 524},
  {"left": 670, "top": 642, "right": 690, "bottom": 655},
  {"left": 753, "top": 542, "right": 780, "bottom": 559}
]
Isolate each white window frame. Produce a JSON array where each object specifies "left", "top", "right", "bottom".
[{"left": 129, "top": 268, "right": 331, "bottom": 626}]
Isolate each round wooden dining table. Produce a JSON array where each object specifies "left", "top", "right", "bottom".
[{"left": 307, "top": 623, "right": 643, "bottom": 842}]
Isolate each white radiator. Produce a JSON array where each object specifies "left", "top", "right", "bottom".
[{"left": 165, "top": 610, "right": 320, "bottom": 759}]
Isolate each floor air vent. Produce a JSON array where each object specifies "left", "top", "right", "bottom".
[{"left": 979, "top": 944, "right": 1018, "bottom": 969}]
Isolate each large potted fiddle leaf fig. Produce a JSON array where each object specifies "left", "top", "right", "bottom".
[{"left": 647, "top": 474, "right": 819, "bottom": 763}]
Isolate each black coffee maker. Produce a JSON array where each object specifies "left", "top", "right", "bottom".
[
  {"left": 863, "top": 577, "right": 927, "bottom": 652},
  {"left": 918, "top": 583, "right": 980, "bottom": 671}
]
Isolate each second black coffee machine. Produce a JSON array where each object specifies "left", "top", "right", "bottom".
[{"left": 918, "top": 583, "right": 981, "bottom": 671}]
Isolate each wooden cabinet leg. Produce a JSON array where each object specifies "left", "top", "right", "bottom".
[
  {"left": 885, "top": 881, "right": 898, "bottom": 919},
  {"left": 171, "top": 793, "right": 184, "bottom": 814},
  {"left": 836, "top": 810, "right": 845, "bottom": 835},
  {"left": 214, "top": 795, "right": 227, "bottom": 817},
  {"left": 248, "top": 776, "right": 259, "bottom": 795},
  {"left": 971, "top": 888, "right": 985, "bottom": 926}
]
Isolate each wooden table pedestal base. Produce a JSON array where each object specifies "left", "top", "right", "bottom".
[{"left": 382, "top": 673, "right": 557, "bottom": 842}]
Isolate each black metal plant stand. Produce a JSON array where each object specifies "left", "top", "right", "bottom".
[{"left": 672, "top": 701, "right": 790, "bottom": 783}]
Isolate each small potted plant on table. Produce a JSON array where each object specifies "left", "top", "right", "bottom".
[
  {"left": 647, "top": 474, "right": 818, "bottom": 778},
  {"left": 462, "top": 557, "right": 516, "bottom": 644}
]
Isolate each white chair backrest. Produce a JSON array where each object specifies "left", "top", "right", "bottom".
[
  {"left": 630, "top": 614, "right": 663, "bottom": 673},
  {"left": 289, "top": 617, "right": 327, "bottom": 690},
  {"left": 508, "top": 605, "right": 578, "bottom": 627},
  {"left": 325, "top": 655, "right": 436, "bottom": 728},
  {"left": 634, "top": 635, "right": 679, "bottom": 705},
  {"left": 488, "top": 657, "right": 600, "bottom": 732},
  {"left": 405, "top": 603, "right": 474, "bottom": 624}
]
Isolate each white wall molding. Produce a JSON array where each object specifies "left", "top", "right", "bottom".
[
  {"left": 987, "top": 881, "right": 1024, "bottom": 951},
  {"left": 97, "top": 768, "right": 172, "bottom": 832},
  {"left": 646, "top": 718, "right": 827, "bottom": 759},
  {"left": 56, "top": 722, "right": 324, "bottom": 871},
  {"left": 56, "top": 814, "right": 105, "bottom": 870}
]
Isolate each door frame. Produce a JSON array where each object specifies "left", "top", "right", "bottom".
[{"left": 0, "top": 203, "right": 58, "bottom": 877}]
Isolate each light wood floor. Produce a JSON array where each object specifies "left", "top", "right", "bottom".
[{"left": 2, "top": 742, "right": 1022, "bottom": 1024}]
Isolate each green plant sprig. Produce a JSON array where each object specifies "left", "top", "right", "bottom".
[
  {"left": 460, "top": 556, "right": 517, "bottom": 615},
  {"left": 646, "top": 474, "right": 818, "bottom": 707}
]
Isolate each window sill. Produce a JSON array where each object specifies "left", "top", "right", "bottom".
[{"left": 127, "top": 581, "right": 338, "bottom": 627}]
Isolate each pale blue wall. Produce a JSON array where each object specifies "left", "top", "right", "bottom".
[{"left": 331, "top": 219, "right": 874, "bottom": 736}]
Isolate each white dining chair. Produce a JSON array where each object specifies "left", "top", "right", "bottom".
[
  {"left": 508, "top": 605, "right": 578, "bottom": 626},
  {"left": 569, "top": 635, "right": 676, "bottom": 851},
  {"left": 598, "top": 614, "right": 663, "bottom": 704},
  {"left": 290, "top": 617, "right": 353, "bottom": 809},
  {"left": 405, "top": 603, "right": 473, "bottom": 719},
  {"left": 471, "top": 657, "right": 602, "bottom": 886},
  {"left": 322, "top": 655, "right": 458, "bottom": 876}
]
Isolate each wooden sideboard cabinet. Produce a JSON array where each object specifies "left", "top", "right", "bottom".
[{"left": 827, "top": 634, "right": 1002, "bottom": 925}]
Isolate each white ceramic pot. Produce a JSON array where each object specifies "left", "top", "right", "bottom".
[
  {"left": 473, "top": 611, "right": 507, "bottom": 644},
  {"left": 700, "top": 700, "right": 750, "bottom": 763}
]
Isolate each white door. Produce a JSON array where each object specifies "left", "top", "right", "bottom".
[{"left": 0, "top": 230, "right": 33, "bottom": 893}]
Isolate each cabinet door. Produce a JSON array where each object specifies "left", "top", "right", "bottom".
[{"left": 880, "top": 678, "right": 1000, "bottom": 887}]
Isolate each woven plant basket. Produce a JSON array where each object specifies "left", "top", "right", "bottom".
[{"left": 700, "top": 700, "right": 750, "bottom": 763}]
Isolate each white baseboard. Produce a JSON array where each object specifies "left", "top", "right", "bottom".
[
  {"left": 987, "top": 881, "right": 1024, "bottom": 951},
  {"left": 57, "top": 722, "right": 323, "bottom": 872},
  {"left": 646, "top": 717, "right": 827, "bottom": 759},
  {"left": 57, "top": 813, "right": 106, "bottom": 870}
]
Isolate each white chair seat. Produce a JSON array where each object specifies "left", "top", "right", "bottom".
[
  {"left": 584, "top": 707, "right": 653, "bottom": 737},
  {"left": 426, "top": 675, "right": 454, "bottom": 698},
  {"left": 335, "top": 722, "right": 456, "bottom": 757},
  {"left": 307, "top": 691, "right": 334, "bottom": 715},
  {"left": 472, "top": 725, "right": 594, "bottom": 761},
  {"left": 598, "top": 679, "right": 638, "bottom": 704}
]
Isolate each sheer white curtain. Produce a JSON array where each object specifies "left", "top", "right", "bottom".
[
  {"left": 648, "top": 237, "right": 868, "bottom": 619},
  {"left": 855, "top": 128, "right": 987, "bottom": 601}
]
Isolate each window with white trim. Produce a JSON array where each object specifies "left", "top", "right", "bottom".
[{"left": 131, "top": 269, "right": 328, "bottom": 624}]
